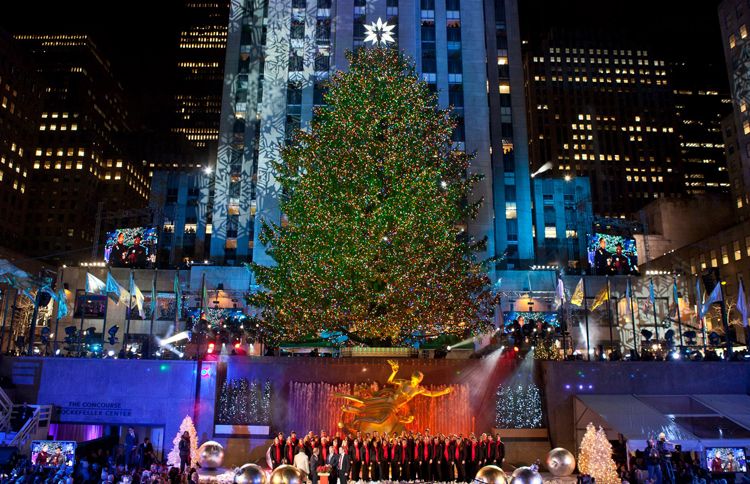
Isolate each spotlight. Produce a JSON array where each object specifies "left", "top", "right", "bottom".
[
  {"left": 207, "top": 342, "right": 215, "bottom": 354},
  {"left": 234, "top": 342, "right": 241, "bottom": 349},
  {"left": 446, "top": 346, "right": 452, "bottom": 351},
  {"left": 107, "top": 350, "right": 115, "bottom": 357},
  {"left": 671, "top": 351, "right": 680, "bottom": 360},
  {"left": 55, "top": 349, "right": 61, "bottom": 356},
  {"left": 513, "top": 346, "right": 519, "bottom": 352}
]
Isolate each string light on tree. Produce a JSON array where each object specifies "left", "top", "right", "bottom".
[
  {"left": 167, "top": 416, "right": 199, "bottom": 467},
  {"left": 578, "top": 423, "right": 619, "bottom": 484},
  {"left": 248, "top": 47, "right": 497, "bottom": 345},
  {"left": 364, "top": 18, "right": 395, "bottom": 46},
  {"left": 495, "top": 383, "right": 543, "bottom": 429}
]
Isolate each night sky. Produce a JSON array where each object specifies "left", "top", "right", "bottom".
[{"left": 1, "top": 0, "right": 728, "bottom": 131}]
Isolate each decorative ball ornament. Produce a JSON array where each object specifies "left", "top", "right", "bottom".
[
  {"left": 475, "top": 465, "right": 508, "bottom": 484},
  {"left": 269, "top": 465, "right": 304, "bottom": 484},
  {"left": 235, "top": 464, "right": 266, "bottom": 484},
  {"left": 198, "top": 441, "right": 225, "bottom": 469},
  {"left": 546, "top": 448, "right": 576, "bottom": 477},
  {"left": 510, "top": 466, "right": 543, "bottom": 484}
]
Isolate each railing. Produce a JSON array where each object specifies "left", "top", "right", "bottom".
[
  {"left": 340, "top": 347, "right": 419, "bottom": 358},
  {"left": 8, "top": 405, "right": 52, "bottom": 452},
  {"left": 0, "top": 387, "right": 14, "bottom": 432}
]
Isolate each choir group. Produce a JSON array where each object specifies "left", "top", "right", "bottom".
[{"left": 268, "top": 429, "right": 506, "bottom": 483}]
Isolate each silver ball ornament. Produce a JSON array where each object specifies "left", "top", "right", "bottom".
[
  {"left": 511, "top": 466, "right": 543, "bottom": 484},
  {"left": 198, "top": 441, "right": 225, "bottom": 469},
  {"left": 545, "top": 447, "right": 576, "bottom": 477}
]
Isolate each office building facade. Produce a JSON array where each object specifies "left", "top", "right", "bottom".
[
  {"left": 0, "top": 30, "right": 42, "bottom": 250},
  {"left": 525, "top": 32, "right": 683, "bottom": 218},
  {"left": 14, "top": 35, "right": 150, "bottom": 264},
  {"left": 210, "top": 0, "right": 533, "bottom": 271},
  {"left": 174, "top": 0, "right": 230, "bottom": 159}
]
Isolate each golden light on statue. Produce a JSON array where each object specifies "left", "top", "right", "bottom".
[
  {"left": 337, "top": 421, "right": 344, "bottom": 429},
  {"left": 475, "top": 465, "right": 508, "bottom": 484},
  {"left": 269, "top": 465, "right": 304, "bottom": 484},
  {"left": 335, "top": 359, "right": 452, "bottom": 434},
  {"left": 545, "top": 448, "right": 576, "bottom": 476}
]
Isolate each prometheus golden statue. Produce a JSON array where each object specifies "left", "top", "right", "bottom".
[{"left": 335, "top": 359, "right": 452, "bottom": 434}]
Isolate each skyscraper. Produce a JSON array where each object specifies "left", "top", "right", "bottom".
[
  {"left": 15, "top": 34, "right": 150, "bottom": 264},
  {"left": 525, "top": 31, "right": 682, "bottom": 218},
  {"left": 174, "top": 0, "right": 230, "bottom": 160},
  {"left": 719, "top": 0, "right": 750, "bottom": 220},
  {"left": 0, "top": 30, "right": 42, "bottom": 251},
  {"left": 210, "top": 0, "right": 533, "bottom": 270}
]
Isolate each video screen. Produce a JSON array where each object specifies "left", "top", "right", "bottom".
[
  {"left": 502, "top": 311, "right": 559, "bottom": 332},
  {"left": 104, "top": 226, "right": 158, "bottom": 269},
  {"left": 587, "top": 233, "right": 638, "bottom": 276},
  {"left": 706, "top": 447, "right": 747, "bottom": 473},
  {"left": 31, "top": 440, "right": 76, "bottom": 467}
]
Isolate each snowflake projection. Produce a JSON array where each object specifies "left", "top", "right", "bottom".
[
  {"left": 364, "top": 18, "right": 395, "bottom": 46},
  {"left": 733, "top": 40, "right": 750, "bottom": 107}
]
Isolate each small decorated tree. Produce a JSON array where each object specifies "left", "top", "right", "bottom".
[
  {"left": 578, "top": 423, "right": 619, "bottom": 484},
  {"left": 167, "top": 415, "right": 199, "bottom": 467}
]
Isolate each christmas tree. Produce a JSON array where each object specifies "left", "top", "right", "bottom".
[
  {"left": 249, "top": 46, "right": 497, "bottom": 345},
  {"left": 578, "top": 423, "right": 619, "bottom": 484},
  {"left": 167, "top": 415, "right": 199, "bottom": 467}
]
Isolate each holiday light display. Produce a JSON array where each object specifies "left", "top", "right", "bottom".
[
  {"left": 217, "top": 378, "right": 272, "bottom": 425},
  {"left": 167, "top": 416, "right": 199, "bottom": 467},
  {"left": 495, "top": 383, "right": 543, "bottom": 429},
  {"left": 248, "top": 47, "right": 497, "bottom": 345},
  {"left": 578, "top": 423, "right": 619, "bottom": 484}
]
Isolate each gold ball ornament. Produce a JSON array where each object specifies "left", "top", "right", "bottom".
[
  {"left": 475, "top": 465, "right": 508, "bottom": 484},
  {"left": 269, "top": 464, "right": 305, "bottom": 484},
  {"left": 198, "top": 441, "right": 225, "bottom": 469},
  {"left": 545, "top": 447, "right": 576, "bottom": 477},
  {"left": 235, "top": 463, "right": 267, "bottom": 484}
]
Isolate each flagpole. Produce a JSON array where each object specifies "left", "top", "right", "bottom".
[
  {"left": 54, "top": 268, "right": 63, "bottom": 355},
  {"left": 650, "top": 277, "right": 659, "bottom": 348},
  {"left": 101, "top": 270, "right": 111, "bottom": 351},
  {"left": 628, "top": 277, "right": 637, "bottom": 357},
  {"left": 739, "top": 275, "right": 749, "bottom": 349},
  {"left": 0, "top": 288, "right": 15, "bottom": 354},
  {"left": 605, "top": 276, "right": 614, "bottom": 356},
  {"left": 558, "top": 271, "right": 567, "bottom": 358},
  {"left": 79, "top": 286, "right": 87, "bottom": 356},
  {"left": 583, "top": 277, "right": 591, "bottom": 361},
  {"left": 673, "top": 275, "right": 684, "bottom": 351},
  {"left": 124, "top": 269, "right": 133, "bottom": 355},
  {"left": 718, "top": 274, "right": 732, "bottom": 359},
  {"left": 174, "top": 270, "right": 180, "bottom": 334},
  {"left": 149, "top": 269, "right": 158, "bottom": 358}
]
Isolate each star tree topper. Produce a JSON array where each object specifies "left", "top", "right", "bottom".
[{"left": 364, "top": 17, "right": 395, "bottom": 46}]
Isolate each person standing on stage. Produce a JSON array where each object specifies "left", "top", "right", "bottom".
[
  {"left": 270, "top": 436, "right": 284, "bottom": 469},
  {"left": 337, "top": 446, "right": 351, "bottom": 484},
  {"left": 493, "top": 434, "right": 505, "bottom": 468},
  {"left": 399, "top": 438, "right": 410, "bottom": 482},
  {"left": 466, "top": 435, "right": 482, "bottom": 482},
  {"left": 327, "top": 445, "right": 339, "bottom": 484},
  {"left": 294, "top": 446, "right": 310, "bottom": 477},
  {"left": 309, "top": 447, "right": 321, "bottom": 484},
  {"left": 351, "top": 438, "right": 362, "bottom": 482},
  {"left": 430, "top": 436, "right": 443, "bottom": 483}
]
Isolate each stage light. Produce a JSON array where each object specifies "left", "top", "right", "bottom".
[
  {"left": 234, "top": 342, "right": 241, "bottom": 349},
  {"left": 671, "top": 352, "right": 680, "bottom": 360},
  {"left": 201, "top": 367, "right": 211, "bottom": 377},
  {"left": 446, "top": 345, "right": 452, "bottom": 351},
  {"left": 107, "top": 350, "right": 115, "bottom": 357},
  {"left": 207, "top": 342, "right": 215, "bottom": 354},
  {"left": 55, "top": 349, "right": 61, "bottom": 355},
  {"left": 513, "top": 346, "right": 519, "bottom": 352}
]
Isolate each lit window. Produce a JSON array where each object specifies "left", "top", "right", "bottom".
[
  {"left": 730, "top": 34, "right": 737, "bottom": 48},
  {"left": 722, "top": 245, "right": 729, "bottom": 265},
  {"left": 35, "top": 148, "right": 42, "bottom": 156},
  {"left": 71, "top": 124, "right": 78, "bottom": 131},
  {"left": 499, "top": 83, "right": 510, "bottom": 94},
  {"left": 734, "top": 240, "right": 742, "bottom": 260},
  {"left": 544, "top": 226, "right": 557, "bottom": 239},
  {"left": 33, "top": 162, "right": 40, "bottom": 169},
  {"left": 710, "top": 250, "right": 718, "bottom": 267},
  {"left": 742, "top": 24, "right": 748, "bottom": 39},
  {"left": 76, "top": 162, "right": 83, "bottom": 169},
  {"left": 505, "top": 202, "right": 517, "bottom": 219}
]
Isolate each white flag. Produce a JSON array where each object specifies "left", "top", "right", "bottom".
[
  {"left": 129, "top": 272, "right": 145, "bottom": 318},
  {"left": 737, "top": 280, "right": 748, "bottom": 327},
  {"left": 85, "top": 273, "right": 106, "bottom": 295}
]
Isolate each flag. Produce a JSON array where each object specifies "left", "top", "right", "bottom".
[
  {"left": 106, "top": 272, "right": 130, "bottom": 305},
  {"left": 590, "top": 285, "right": 609, "bottom": 311},
  {"left": 85, "top": 273, "right": 106, "bottom": 295},
  {"left": 150, "top": 272, "right": 157, "bottom": 316},
  {"left": 56, "top": 289, "right": 69, "bottom": 320},
  {"left": 700, "top": 282, "right": 723, "bottom": 318},
  {"left": 555, "top": 277, "right": 565, "bottom": 309},
  {"left": 21, "top": 288, "right": 35, "bottom": 303},
  {"left": 174, "top": 272, "right": 182, "bottom": 321},
  {"left": 737, "top": 279, "right": 748, "bottom": 327},
  {"left": 129, "top": 272, "right": 145, "bottom": 318},
  {"left": 649, "top": 278, "right": 656, "bottom": 305},
  {"left": 570, "top": 278, "right": 584, "bottom": 307},
  {"left": 695, "top": 278, "right": 704, "bottom": 329}
]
